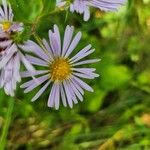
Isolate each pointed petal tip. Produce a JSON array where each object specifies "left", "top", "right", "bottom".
[
  {"left": 91, "top": 89, "right": 94, "bottom": 92},
  {"left": 55, "top": 106, "right": 60, "bottom": 110},
  {"left": 24, "top": 90, "right": 28, "bottom": 94},
  {"left": 69, "top": 105, "right": 73, "bottom": 109},
  {"left": 20, "top": 85, "right": 24, "bottom": 88},
  {"left": 31, "top": 99, "right": 36, "bottom": 102}
]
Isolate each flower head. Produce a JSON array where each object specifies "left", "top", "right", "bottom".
[
  {"left": 21, "top": 25, "right": 100, "bottom": 109},
  {"left": 0, "top": 0, "right": 34, "bottom": 96},
  {"left": 57, "top": 0, "right": 126, "bottom": 21},
  {"left": 0, "top": 0, "right": 23, "bottom": 32}
]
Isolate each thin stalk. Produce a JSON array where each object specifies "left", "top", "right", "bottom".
[
  {"left": 0, "top": 98, "right": 14, "bottom": 150},
  {"left": 31, "top": 8, "right": 65, "bottom": 35},
  {"left": 33, "top": 33, "right": 53, "bottom": 63}
]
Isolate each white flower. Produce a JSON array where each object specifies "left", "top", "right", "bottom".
[{"left": 21, "top": 25, "right": 100, "bottom": 109}]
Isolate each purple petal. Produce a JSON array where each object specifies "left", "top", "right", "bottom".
[
  {"left": 21, "top": 70, "right": 48, "bottom": 78},
  {"left": 70, "top": 49, "right": 95, "bottom": 64},
  {"left": 21, "top": 74, "right": 49, "bottom": 89},
  {"left": 48, "top": 84, "right": 57, "bottom": 108},
  {"left": 0, "top": 44, "right": 17, "bottom": 69},
  {"left": 31, "top": 80, "right": 51, "bottom": 102},
  {"left": 26, "top": 55, "right": 49, "bottom": 67},
  {"left": 60, "top": 83, "right": 67, "bottom": 107},
  {"left": 63, "top": 81, "right": 73, "bottom": 108},
  {"left": 72, "top": 75, "right": 94, "bottom": 92},
  {"left": 69, "top": 44, "right": 92, "bottom": 62},
  {"left": 72, "top": 59, "right": 101, "bottom": 66},
  {"left": 62, "top": 25, "right": 74, "bottom": 56},
  {"left": 64, "top": 31, "right": 82, "bottom": 58}
]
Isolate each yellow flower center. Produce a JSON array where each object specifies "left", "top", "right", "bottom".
[
  {"left": 50, "top": 58, "right": 71, "bottom": 82},
  {"left": 1, "top": 22, "right": 11, "bottom": 31}
]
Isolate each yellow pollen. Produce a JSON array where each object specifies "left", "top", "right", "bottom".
[
  {"left": 1, "top": 22, "right": 11, "bottom": 31},
  {"left": 50, "top": 58, "right": 71, "bottom": 82}
]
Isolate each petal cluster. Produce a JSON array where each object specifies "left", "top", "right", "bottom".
[
  {"left": 0, "top": 0, "right": 101, "bottom": 109},
  {"left": 21, "top": 25, "right": 100, "bottom": 109},
  {"left": 57, "top": 0, "right": 126, "bottom": 21},
  {"left": 0, "top": 0, "right": 34, "bottom": 96}
]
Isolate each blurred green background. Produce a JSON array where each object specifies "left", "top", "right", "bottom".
[{"left": 0, "top": 0, "right": 150, "bottom": 149}]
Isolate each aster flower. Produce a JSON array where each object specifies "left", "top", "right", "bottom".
[
  {"left": 0, "top": 0, "right": 34, "bottom": 96},
  {"left": 20, "top": 25, "right": 100, "bottom": 109},
  {"left": 57, "top": 0, "right": 126, "bottom": 21}
]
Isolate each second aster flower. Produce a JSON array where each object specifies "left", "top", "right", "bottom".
[
  {"left": 0, "top": 0, "right": 34, "bottom": 96},
  {"left": 21, "top": 25, "right": 100, "bottom": 109},
  {"left": 57, "top": 0, "right": 126, "bottom": 21}
]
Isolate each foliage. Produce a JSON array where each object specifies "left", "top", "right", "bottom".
[{"left": 0, "top": 0, "right": 150, "bottom": 149}]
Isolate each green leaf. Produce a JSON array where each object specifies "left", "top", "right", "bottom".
[
  {"left": 9, "top": 0, "right": 42, "bottom": 22},
  {"left": 87, "top": 89, "right": 106, "bottom": 113},
  {"left": 100, "top": 65, "right": 132, "bottom": 91},
  {"left": 42, "top": 0, "right": 56, "bottom": 14}
]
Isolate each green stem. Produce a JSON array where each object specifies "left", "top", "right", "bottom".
[
  {"left": 33, "top": 33, "right": 45, "bottom": 50},
  {"left": 30, "top": 8, "right": 65, "bottom": 35},
  {"left": 33, "top": 33, "right": 51, "bottom": 57},
  {"left": 41, "top": 8, "right": 65, "bottom": 18},
  {"left": 0, "top": 98, "right": 15, "bottom": 150}
]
